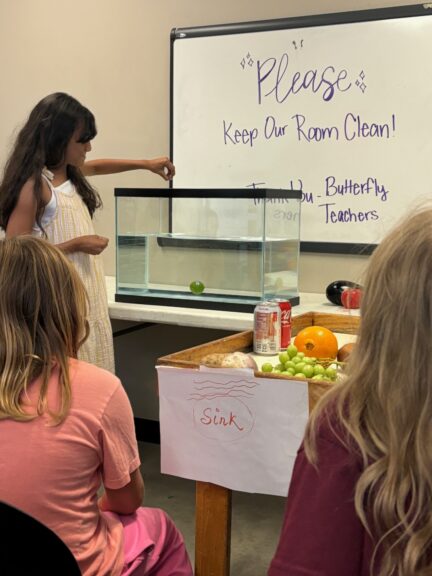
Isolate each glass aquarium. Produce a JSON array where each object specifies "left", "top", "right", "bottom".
[{"left": 115, "top": 188, "right": 301, "bottom": 312}]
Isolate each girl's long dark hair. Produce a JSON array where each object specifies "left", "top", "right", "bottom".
[{"left": 0, "top": 92, "right": 102, "bottom": 231}]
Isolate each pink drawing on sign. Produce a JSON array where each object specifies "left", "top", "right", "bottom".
[{"left": 190, "top": 376, "right": 258, "bottom": 442}]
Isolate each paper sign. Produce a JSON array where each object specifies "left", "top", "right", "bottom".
[{"left": 156, "top": 366, "right": 309, "bottom": 496}]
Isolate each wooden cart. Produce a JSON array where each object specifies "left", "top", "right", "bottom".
[{"left": 157, "top": 311, "right": 360, "bottom": 576}]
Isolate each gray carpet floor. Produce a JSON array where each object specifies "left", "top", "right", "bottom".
[{"left": 138, "top": 442, "right": 286, "bottom": 576}]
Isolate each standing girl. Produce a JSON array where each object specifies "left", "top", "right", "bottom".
[{"left": 0, "top": 92, "right": 175, "bottom": 373}]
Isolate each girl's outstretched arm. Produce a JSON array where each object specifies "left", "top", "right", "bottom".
[{"left": 82, "top": 157, "right": 175, "bottom": 181}]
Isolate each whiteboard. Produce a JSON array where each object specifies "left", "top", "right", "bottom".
[{"left": 171, "top": 5, "right": 432, "bottom": 253}]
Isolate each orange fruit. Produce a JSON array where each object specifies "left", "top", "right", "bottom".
[{"left": 294, "top": 326, "right": 338, "bottom": 359}]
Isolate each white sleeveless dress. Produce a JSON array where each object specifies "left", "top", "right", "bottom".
[{"left": 34, "top": 171, "right": 115, "bottom": 373}]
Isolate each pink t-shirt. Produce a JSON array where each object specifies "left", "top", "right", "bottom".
[{"left": 0, "top": 358, "right": 141, "bottom": 576}]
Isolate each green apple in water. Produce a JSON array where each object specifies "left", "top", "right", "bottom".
[{"left": 189, "top": 280, "right": 205, "bottom": 295}]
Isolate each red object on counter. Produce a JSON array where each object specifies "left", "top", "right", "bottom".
[
  {"left": 272, "top": 299, "right": 292, "bottom": 349},
  {"left": 341, "top": 288, "right": 362, "bottom": 309}
]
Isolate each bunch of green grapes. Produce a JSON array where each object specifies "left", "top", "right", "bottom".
[{"left": 260, "top": 344, "right": 342, "bottom": 381}]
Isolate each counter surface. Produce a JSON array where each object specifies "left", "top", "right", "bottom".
[{"left": 106, "top": 276, "right": 360, "bottom": 331}]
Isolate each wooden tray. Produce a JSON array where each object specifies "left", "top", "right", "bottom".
[
  {"left": 158, "top": 311, "right": 360, "bottom": 411},
  {"left": 157, "top": 311, "right": 360, "bottom": 576}
]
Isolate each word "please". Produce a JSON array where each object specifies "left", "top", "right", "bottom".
[{"left": 257, "top": 53, "right": 352, "bottom": 104}]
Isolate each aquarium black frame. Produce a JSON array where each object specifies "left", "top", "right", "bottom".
[{"left": 114, "top": 187, "right": 301, "bottom": 311}]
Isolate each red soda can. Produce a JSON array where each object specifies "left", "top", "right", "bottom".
[
  {"left": 272, "top": 298, "right": 292, "bottom": 349},
  {"left": 253, "top": 301, "right": 281, "bottom": 355}
]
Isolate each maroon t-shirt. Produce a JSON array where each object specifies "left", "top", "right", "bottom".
[{"left": 268, "top": 416, "right": 376, "bottom": 576}]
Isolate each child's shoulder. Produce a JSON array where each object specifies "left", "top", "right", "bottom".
[{"left": 69, "top": 358, "right": 121, "bottom": 396}]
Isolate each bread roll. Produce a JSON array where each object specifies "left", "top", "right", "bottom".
[
  {"left": 201, "top": 351, "right": 257, "bottom": 370},
  {"left": 199, "top": 353, "right": 226, "bottom": 367}
]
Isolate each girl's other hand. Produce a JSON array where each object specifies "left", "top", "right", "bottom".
[{"left": 76, "top": 235, "right": 109, "bottom": 255}]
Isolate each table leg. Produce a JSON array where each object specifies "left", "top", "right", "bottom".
[{"left": 195, "top": 481, "right": 232, "bottom": 576}]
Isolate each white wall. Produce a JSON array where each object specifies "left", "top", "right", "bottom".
[{"left": 0, "top": 0, "right": 421, "bottom": 292}]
